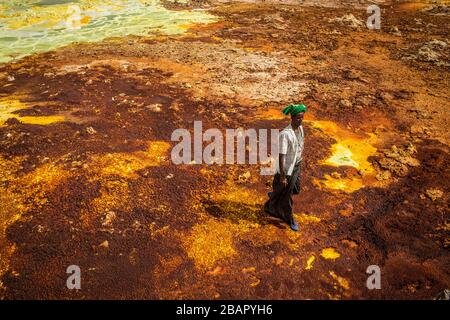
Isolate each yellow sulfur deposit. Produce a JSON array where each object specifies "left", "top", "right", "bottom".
[
  {"left": 183, "top": 218, "right": 252, "bottom": 270},
  {"left": 326, "top": 144, "right": 359, "bottom": 168},
  {"left": 320, "top": 247, "right": 341, "bottom": 260},
  {"left": 0, "top": 97, "right": 65, "bottom": 126},
  {"left": 183, "top": 171, "right": 265, "bottom": 270},
  {"left": 305, "top": 255, "right": 315, "bottom": 270},
  {"left": 316, "top": 174, "right": 364, "bottom": 193},
  {"left": 308, "top": 119, "right": 378, "bottom": 192},
  {"left": 329, "top": 271, "right": 350, "bottom": 290},
  {"left": 309, "top": 120, "right": 377, "bottom": 173},
  {"left": 88, "top": 140, "right": 171, "bottom": 179},
  {"left": 296, "top": 213, "right": 322, "bottom": 224},
  {"left": 80, "top": 140, "right": 170, "bottom": 227}
]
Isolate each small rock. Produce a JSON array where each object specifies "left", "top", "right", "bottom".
[
  {"left": 410, "top": 124, "right": 428, "bottom": 135},
  {"left": 238, "top": 171, "right": 251, "bottom": 182},
  {"left": 99, "top": 240, "right": 109, "bottom": 249},
  {"left": 339, "top": 99, "right": 352, "bottom": 109},
  {"left": 329, "top": 14, "right": 364, "bottom": 29},
  {"left": 339, "top": 203, "right": 353, "bottom": 217},
  {"left": 378, "top": 144, "right": 420, "bottom": 176},
  {"left": 129, "top": 248, "right": 138, "bottom": 266},
  {"left": 389, "top": 27, "right": 402, "bottom": 36},
  {"left": 435, "top": 289, "right": 450, "bottom": 300},
  {"left": 399, "top": 156, "right": 420, "bottom": 167},
  {"left": 425, "top": 188, "right": 443, "bottom": 201},
  {"left": 170, "top": 102, "right": 180, "bottom": 112},
  {"left": 102, "top": 211, "right": 116, "bottom": 226},
  {"left": 378, "top": 157, "right": 409, "bottom": 177},
  {"left": 331, "top": 172, "right": 341, "bottom": 179},
  {"left": 206, "top": 266, "right": 222, "bottom": 276},
  {"left": 132, "top": 220, "right": 142, "bottom": 230},
  {"left": 146, "top": 104, "right": 162, "bottom": 112},
  {"left": 86, "top": 127, "right": 97, "bottom": 135},
  {"left": 274, "top": 256, "right": 284, "bottom": 265},
  {"left": 242, "top": 267, "right": 256, "bottom": 274},
  {"left": 376, "top": 170, "right": 391, "bottom": 181},
  {"left": 219, "top": 112, "right": 230, "bottom": 122}
]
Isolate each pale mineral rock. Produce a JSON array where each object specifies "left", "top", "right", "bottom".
[{"left": 425, "top": 188, "right": 443, "bottom": 201}]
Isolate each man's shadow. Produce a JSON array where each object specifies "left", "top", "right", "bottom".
[{"left": 201, "top": 198, "right": 288, "bottom": 229}]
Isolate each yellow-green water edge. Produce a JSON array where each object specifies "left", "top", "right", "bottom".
[{"left": 0, "top": 0, "right": 216, "bottom": 63}]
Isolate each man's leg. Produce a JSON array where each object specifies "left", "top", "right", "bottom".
[
  {"left": 264, "top": 173, "right": 282, "bottom": 217},
  {"left": 264, "top": 170, "right": 300, "bottom": 231},
  {"left": 286, "top": 164, "right": 301, "bottom": 231}
]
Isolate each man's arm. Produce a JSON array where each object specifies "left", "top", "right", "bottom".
[
  {"left": 278, "top": 131, "right": 289, "bottom": 187},
  {"left": 279, "top": 153, "right": 288, "bottom": 187}
]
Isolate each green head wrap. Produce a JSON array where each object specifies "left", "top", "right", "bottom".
[{"left": 282, "top": 104, "right": 307, "bottom": 116}]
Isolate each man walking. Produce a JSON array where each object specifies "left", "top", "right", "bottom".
[{"left": 264, "top": 104, "right": 306, "bottom": 231}]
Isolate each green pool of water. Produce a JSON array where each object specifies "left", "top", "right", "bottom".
[{"left": 0, "top": 0, "right": 216, "bottom": 63}]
